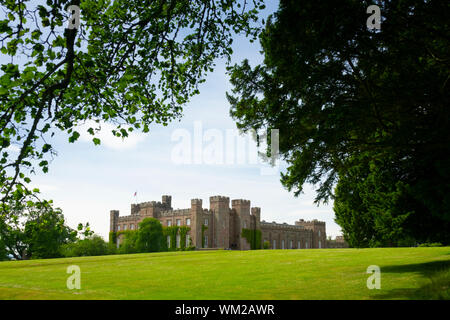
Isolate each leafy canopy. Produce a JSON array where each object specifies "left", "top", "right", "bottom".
[
  {"left": 0, "top": 0, "right": 265, "bottom": 204},
  {"left": 227, "top": 0, "right": 449, "bottom": 202},
  {"left": 227, "top": 0, "right": 449, "bottom": 243}
]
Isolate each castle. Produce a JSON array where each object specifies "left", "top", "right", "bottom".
[{"left": 110, "top": 195, "right": 327, "bottom": 249}]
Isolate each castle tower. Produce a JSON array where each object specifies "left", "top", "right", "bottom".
[
  {"left": 110, "top": 210, "right": 119, "bottom": 232},
  {"left": 295, "top": 219, "right": 326, "bottom": 248},
  {"left": 162, "top": 195, "right": 172, "bottom": 209},
  {"left": 251, "top": 207, "right": 261, "bottom": 230},
  {"left": 190, "top": 198, "right": 203, "bottom": 248},
  {"left": 210, "top": 196, "right": 230, "bottom": 249},
  {"left": 232, "top": 199, "right": 251, "bottom": 250}
]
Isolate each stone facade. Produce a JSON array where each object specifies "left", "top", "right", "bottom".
[
  {"left": 326, "top": 235, "right": 349, "bottom": 248},
  {"left": 110, "top": 195, "right": 327, "bottom": 249}
]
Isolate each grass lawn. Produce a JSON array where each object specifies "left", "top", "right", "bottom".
[{"left": 0, "top": 247, "right": 449, "bottom": 300}]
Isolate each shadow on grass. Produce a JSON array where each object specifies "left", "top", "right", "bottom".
[{"left": 372, "top": 260, "right": 450, "bottom": 300}]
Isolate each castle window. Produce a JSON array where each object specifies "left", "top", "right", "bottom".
[
  {"left": 176, "top": 234, "right": 181, "bottom": 248},
  {"left": 318, "top": 230, "right": 321, "bottom": 237},
  {"left": 319, "top": 240, "right": 322, "bottom": 249},
  {"left": 117, "top": 225, "right": 121, "bottom": 231},
  {"left": 167, "top": 220, "right": 172, "bottom": 226},
  {"left": 186, "top": 234, "right": 190, "bottom": 246},
  {"left": 290, "top": 240, "right": 293, "bottom": 249},
  {"left": 124, "top": 224, "right": 127, "bottom": 230},
  {"left": 306, "top": 241, "right": 309, "bottom": 249},
  {"left": 281, "top": 240, "right": 285, "bottom": 249},
  {"left": 130, "top": 224, "right": 134, "bottom": 230},
  {"left": 273, "top": 239, "right": 276, "bottom": 249},
  {"left": 176, "top": 219, "right": 181, "bottom": 226},
  {"left": 243, "top": 220, "right": 247, "bottom": 228},
  {"left": 167, "top": 236, "right": 171, "bottom": 248},
  {"left": 204, "top": 235, "right": 208, "bottom": 247},
  {"left": 204, "top": 219, "right": 208, "bottom": 226},
  {"left": 186, "top": 218, "right": 191, "bottom": 226},
  {"left": 297, "top": 241, "right": 301, "bottom": 249}
]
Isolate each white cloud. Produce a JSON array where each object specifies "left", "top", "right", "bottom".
[{"left": 77, "top": 120, "right": 146, "bottom": 150}]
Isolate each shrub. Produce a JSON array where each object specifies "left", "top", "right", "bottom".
[
  {"left": 118, "top": 231, "right": 139, "bottom": 254},
  {"left": 136, "top": 218, "right": 166, "bottom": 252},
  {"left": 107, "top": 242, "right": 117, "bottom": 255},
  {"left": 263, "top": 240, "right": 270, "bottom": 249},
  {"left": 61, "top": 235, "right": 108, "bottom": 257},
  {"left": 0, "top": 235, "right": 8, "bottom": 261},
  {"left": 418, "top": 242, "right": 443, "bottom": 247}
]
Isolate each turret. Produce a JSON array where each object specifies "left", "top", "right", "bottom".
[
  {"left": 295, "top": 219, "right": 326, "bottom": 248},
  {"left": 191, "top": 199, "right": 203, "bottom": 248},
  {"left": 251, "top": 207, "right": 261, "bottom": 230},
  {"left": 232, "top": 199, "right": 251, "bottom": 250},
  {"left": 110, "top": 210, "right": 119, "bottom": 232},
  {"left": 162, "top": 195, "right": 172, "bottom": 209},
  {"left": 210, "top": 196, "right": 230, "bottom": 248}
]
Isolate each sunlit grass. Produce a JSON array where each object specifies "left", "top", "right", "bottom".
[{"left": 0, "top": 247, "right": 448, "bottom": 300}]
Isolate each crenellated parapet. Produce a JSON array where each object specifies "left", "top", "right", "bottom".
[
  {"left": 295, "top": 219, "right": 326, "bottom": 227},
  {"left": 210, "top": 195, "right": 230, "bottom": 202},
  {"left": 261, "top": 221, "right": 311, "bottom": 232},
  {"left": 232, "top": 199, "right": 250, "bottom": 206},
  {"left": 118, "top": 215, "right": 139, "bottom": 222},
  {"left": 191, "top": 199, "right": 203, "bottom": 206},
  {"left": 160, "top": 208, "right": 191, "bottom": 217}
]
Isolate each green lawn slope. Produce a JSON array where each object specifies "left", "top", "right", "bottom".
[{"left": 0, "top": 247, "right": 449, "bottom": 300}]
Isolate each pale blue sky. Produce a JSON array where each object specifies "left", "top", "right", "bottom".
[{"left": 6, "top": 1, "right": 342, "bottom": 239}]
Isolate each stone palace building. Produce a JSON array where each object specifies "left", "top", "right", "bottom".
[{"left": 110, "top": 195, "right": 327, "bottom": 250}]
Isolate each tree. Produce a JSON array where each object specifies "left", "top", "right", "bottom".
[
  {"left": 0, "top": 0, "right": 264, "bottom": 206},
  {"left": 227, "top": 0, "right": 450, "bottom": 243},
  {"left": 60, "top": 234, "right": 109, "bottom": 257},
  {"left": 117, "top": 231, "right": 139, "bottom": 254},
  {"left": 0, "top": 232, "right": 7, "bottom": 260},
  {"left": 0, "top": 198, "right": 77, "bottom": 259},
  {"left": 136, "top": 217, "right": 166, "bottom": 252},
  {"left": 335, "top": 153, "right": 450, "bottom": 247}
]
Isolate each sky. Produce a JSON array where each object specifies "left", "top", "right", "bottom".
[{"left": 6, "top": 0, "right": 343, "bottom": 240}]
